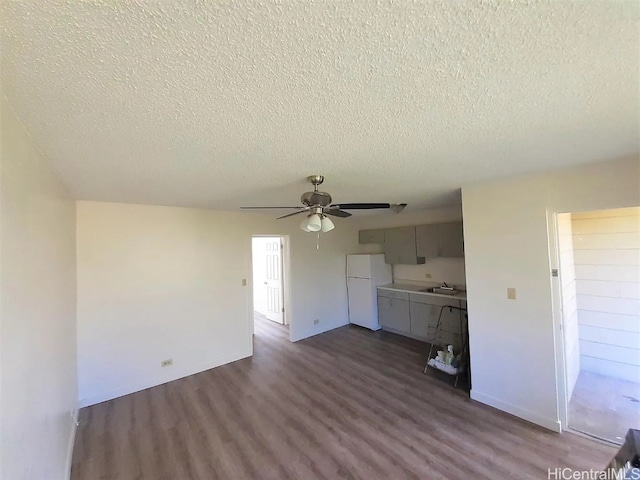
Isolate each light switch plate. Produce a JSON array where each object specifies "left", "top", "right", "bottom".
[
  {"left": 242, "top": 278, "right": 247, "bottom": 286},
  {"left": 507, "top": 287, "right": 516, "bottom": 300}
]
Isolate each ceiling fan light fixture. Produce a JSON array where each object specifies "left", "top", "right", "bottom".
[
  {"left": 305, "top": 213, "right": 322, "bottom": 232},
  {"left": 320, "top": 215, "right": 335, "bottom": 232},
  {"left": 299, "top": 217, "right": 312, "bottom": 232},
  {"left": 244, "top": 175, "right": 400, "bottom": 235}
]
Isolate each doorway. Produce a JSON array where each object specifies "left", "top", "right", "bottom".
[
  {"left": 552, "top": 206, "right": 640, "bottom": 444},
  {"left": 252, "top": 236, "right": 286, "bottom": 326}
]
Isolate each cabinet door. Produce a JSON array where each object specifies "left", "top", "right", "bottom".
[
  {"left": 358, "top": 228, "right": 384, "bottom": 244},
  {"left": 383, "top": 227, "right": 401, "bottom": 264},
  {"left": 415, "top": 224, "right": 439, "bottom": 258},
  {"left": 438, "top": 222, "right": 464, "bottom": 257},
  {"left": 377, "top": 295, "right": 393, "bottom": 328},
  {"left": 369, "top": 229, "right": 385, "bottom": 244},
  {"left": 358, "top": 230, "right": 371, "bottom": 244},
  {"left": 384, "top": 226, "right": 424, "bottom": 265},
  {"left": 409, "top": 301, "right": 432, "bottom": 340},
  {"left": 359, "top": 229, "right": 386, "bottom": 244},
  {"left": 377, "top": 296, "right": 410, "bottom": 333}
]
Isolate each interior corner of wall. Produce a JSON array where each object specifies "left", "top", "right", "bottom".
[{"left": 470, "top": 390, "right": 561, "bottom": 433}]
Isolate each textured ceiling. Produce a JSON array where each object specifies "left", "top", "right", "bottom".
[{"left": 1, "top": 1, "right": 639, "bottom": 212}]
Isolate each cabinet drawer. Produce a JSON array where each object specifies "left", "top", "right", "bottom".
[
  {"left": 377, "top": 289, "right": 409, "bottom": 301},
  {"left": 409, "top": 294, "right": 461, "bottom": 306}
]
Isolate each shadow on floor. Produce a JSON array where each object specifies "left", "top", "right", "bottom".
[{"left": 569, "top": 370, "right": 640, "bottom": 444}]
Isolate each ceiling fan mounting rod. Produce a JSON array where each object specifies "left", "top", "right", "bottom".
[{"left": 307, "top": 175, "right": 324, "bottom": 191}]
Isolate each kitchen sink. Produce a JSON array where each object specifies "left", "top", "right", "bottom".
[{"left": 420, "top": 287, "right": 460, "bottom": 295}]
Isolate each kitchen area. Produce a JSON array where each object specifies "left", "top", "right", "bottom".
[{"left": 348, "top": 218, "right": 469, "bottom": 390}]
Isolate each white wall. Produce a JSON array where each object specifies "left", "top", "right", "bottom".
[
  {"left": 76, "top": 201, "right": 360, "bottom": 406},
  {"left": 572, "top": 207, "right": 640, "bottom": 383},
  {"left": 354, "top": 205, "right": 467, "bottom": 287},
  {"left": 0, "top": 96, "right": 77, "bottom": 479},
  {"left": 462, "top": 156, "right": 640, "bottom": 432},
  {"left": 557, "top": 213, "right": 580, "bottom": 399}
]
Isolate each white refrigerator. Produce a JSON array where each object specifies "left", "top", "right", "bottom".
[{"left": 347, "top": 254, "right": 392, "bottom": 331}]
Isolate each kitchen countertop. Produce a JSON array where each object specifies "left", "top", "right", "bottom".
[{"left": 378, "top": 283, "right": 467, "bottom": 301}]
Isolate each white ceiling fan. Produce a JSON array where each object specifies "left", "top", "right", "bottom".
[{"left": 241, "top": 175, "right": 407, "bottom": 233}]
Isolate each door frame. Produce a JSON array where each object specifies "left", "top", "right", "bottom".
[
  {"left": 249, "top": 235, "right": 292, "bottom": 338},
  {"left": 547, "top": 209, "right": 569, "bottom": 431}
]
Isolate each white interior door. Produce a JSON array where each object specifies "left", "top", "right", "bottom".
[
  {"left": 547, "top": 210, "right": 569, "bottom": 430},
  {"left": 264, "top": 238, "right": 284, "bottom": 324},
  {"left": 252, "top": 238, "right": 268, "bottom": 316}
]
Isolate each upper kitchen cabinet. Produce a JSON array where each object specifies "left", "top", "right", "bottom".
[
  {"left": 384, "top": 226, "right": 425, "bottom": 265},
  {"left": 358, "top": 228, "right": 385, "bottom": 244},
  {"left": 438, "top": 222, "right": 464, "bottom": 257},
  {"left": 415, "top": 224, "right": 438, "bottom": 257},
  {"left": 416, "top": 221, "right": 465, "bottom": 258}
]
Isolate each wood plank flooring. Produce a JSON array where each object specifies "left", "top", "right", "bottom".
[{"left": 72, "top": 317, "right": 616, "bottom": 479}]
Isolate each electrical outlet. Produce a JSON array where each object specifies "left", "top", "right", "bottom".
[
  {"left": 241, "top": 278, "right": 247, "bottom": 286},
  {"left": 161, "top": 359, "right": 173, "bottom": 367},
  {"left": 507, "top": 288, "right": 516, "bottom": 300},
  {"left": 314, "top": 319, "right": 320, "bottom": 325},
  {"left": 424, "top": 273, "right": 432, "bottom": 279}
]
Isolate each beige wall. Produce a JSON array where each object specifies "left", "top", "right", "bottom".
[
  {"left": 76, "top": 201, "right": 360, "bottom": 406},
  {"left": 558, "top": 213, "right": 580, "bottom": 399},
  {"left": 462, "top": 156, "right": 640, "bottom": 432},
  {"left": 572, "top": 207, "right": 640, "bottom": 383},
  {"left": 0, "top": 96, "right": 77, "bottom": 479},
  {"left": 354, "top": 205, "right": 467, "bottom": 287}
]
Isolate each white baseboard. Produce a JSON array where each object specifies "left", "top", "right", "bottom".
[
  {"left": 470, "top": 390, "right": 561, "bottom": 433},
  {"left": 65, "top": 408, "right": 78, "bottom": 479},
  {"left": 78, "top": 350, "right": 251, "bottom": 408},
  {"left": 291, "top": 318, "right": 349, "bottom": 342}
]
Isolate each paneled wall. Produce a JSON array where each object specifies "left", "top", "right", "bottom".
[{"left": 572, "top": 207, "right": 640, "bottom": 383}]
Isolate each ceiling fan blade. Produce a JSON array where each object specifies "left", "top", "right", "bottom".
[
  {"left": 276, "top": 209, "right": 309, "bottom": 220},
  {"left": 240, "top": 206, "right": 303, "bottom": 209},
  {"left": 325, "top": 209, "right": 352, "bottom": 218},
  {"left": 330, "top": 203, "right": 391, "bottom": 210}
]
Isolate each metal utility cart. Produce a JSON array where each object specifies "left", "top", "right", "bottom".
[{"left": 423, "top": 304, "right": 469, "bottom": 387}]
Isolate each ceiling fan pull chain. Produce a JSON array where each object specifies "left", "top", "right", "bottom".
[{"left": 316, "top": 232, "right": 320, "bottom": 250}]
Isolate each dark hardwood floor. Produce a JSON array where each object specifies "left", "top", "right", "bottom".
[{"left": 72, "top": 317, "right": 616, "bottom": 480}]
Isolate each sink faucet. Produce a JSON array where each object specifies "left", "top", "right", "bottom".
[{"left": 440, "top": 282, "right": 454, "bottom": 290}]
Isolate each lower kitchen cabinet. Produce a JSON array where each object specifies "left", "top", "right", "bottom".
[
  {"left": 378, "top": 289, "right": 465, "bottom": 345},
  {"left": 377, "top": 296, "right": 411, "bottom": 334},
  {"left": 409, "top": 301, "right": 433, "bottom": 339}
]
